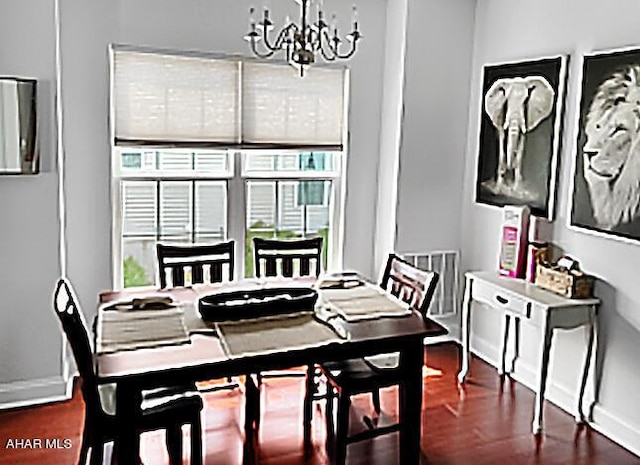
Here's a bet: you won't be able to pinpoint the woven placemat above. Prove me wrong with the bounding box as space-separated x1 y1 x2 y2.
98 308 189 354
216 312 343 358
319 284 411 321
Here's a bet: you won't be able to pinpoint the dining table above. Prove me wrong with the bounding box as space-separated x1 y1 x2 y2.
95 278 447 465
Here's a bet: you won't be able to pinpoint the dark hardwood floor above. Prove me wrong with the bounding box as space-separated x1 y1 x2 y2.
0 342 638 464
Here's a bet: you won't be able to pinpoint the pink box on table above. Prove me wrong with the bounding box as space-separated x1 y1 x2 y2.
498 206 530 278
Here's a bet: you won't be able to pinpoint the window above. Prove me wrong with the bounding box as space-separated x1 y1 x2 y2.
243 152 340 277
114 150 231 287
111 48 347 288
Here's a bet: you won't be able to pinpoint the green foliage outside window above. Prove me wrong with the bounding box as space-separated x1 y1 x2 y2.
123 256 152 288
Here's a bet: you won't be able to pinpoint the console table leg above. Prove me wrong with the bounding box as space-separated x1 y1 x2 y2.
457 277 473 384
499 314 511 375
510 317 521 373
533 321 553 434
576 308 596 423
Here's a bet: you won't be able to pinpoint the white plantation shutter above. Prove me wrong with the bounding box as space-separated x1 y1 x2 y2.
280 182 302 231
122 181 157 236
195 181 226 236
158 151 192 171
243 62 345 146
194 152 228 171
113 50 240 144
247 182 276 228
159 181 192 238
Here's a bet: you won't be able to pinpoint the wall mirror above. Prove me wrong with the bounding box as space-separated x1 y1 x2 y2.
0 77 38 174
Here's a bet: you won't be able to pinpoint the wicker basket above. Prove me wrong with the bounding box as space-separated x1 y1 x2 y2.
535 263 594 299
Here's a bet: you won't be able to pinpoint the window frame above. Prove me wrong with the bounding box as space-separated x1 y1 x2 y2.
109 47 350 289
111 150 345 289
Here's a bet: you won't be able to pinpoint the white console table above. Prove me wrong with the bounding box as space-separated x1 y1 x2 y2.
457 271 599 434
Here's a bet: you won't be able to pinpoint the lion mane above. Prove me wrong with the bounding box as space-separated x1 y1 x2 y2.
583 64 640 230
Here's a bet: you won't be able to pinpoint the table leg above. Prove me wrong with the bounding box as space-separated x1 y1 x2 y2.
533 319 553 434
244 375 260 433
303 364 314 446
115 382 142 465
576 307 596 423
499 313 511 375
457 277 473 384
399 339 423 465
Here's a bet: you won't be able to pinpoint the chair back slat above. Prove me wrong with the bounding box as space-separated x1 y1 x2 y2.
253 237 323 278
264 257 278 277
282 257 294 277
157 241 234 288
381 254 439 318
53 278 102 419
192 263 204 284
172 266 185 287
300 257 311 276
209 262 221 282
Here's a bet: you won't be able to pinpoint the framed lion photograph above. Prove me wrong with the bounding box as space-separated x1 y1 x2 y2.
570 47 640 243
476 55 567 219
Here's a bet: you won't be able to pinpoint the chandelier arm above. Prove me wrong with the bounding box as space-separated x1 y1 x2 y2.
282 23 300 47
332 38 359 59
310 27 321 52
319 29 338 60
272 28 291 50
306 27 317 51
260 25 280 52
319 42 337 62
249 39 277 58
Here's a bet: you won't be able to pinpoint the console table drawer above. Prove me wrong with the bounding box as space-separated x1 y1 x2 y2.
473 282 531 318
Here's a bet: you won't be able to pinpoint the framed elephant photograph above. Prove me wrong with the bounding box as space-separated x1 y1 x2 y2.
569 47 640 243
476 55 568 219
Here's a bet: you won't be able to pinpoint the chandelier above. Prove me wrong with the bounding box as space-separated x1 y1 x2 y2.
244 0 362 76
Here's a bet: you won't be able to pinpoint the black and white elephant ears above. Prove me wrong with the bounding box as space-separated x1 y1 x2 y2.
524 76 555 131
485 80 509 127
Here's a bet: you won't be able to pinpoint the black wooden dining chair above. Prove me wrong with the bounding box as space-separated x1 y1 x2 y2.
320 254 442 465
157 240 241 394
53 278 203 465
157 240 234 289
253 236 323 278
251 236 324 433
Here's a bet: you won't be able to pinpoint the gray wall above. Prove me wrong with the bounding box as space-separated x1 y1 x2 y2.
58 0 115 356
0 0 389 406
373 0 408 276
34 0 389 331
112 0 387 283
0 0 65 406
461 0 640 453
394 0 475 255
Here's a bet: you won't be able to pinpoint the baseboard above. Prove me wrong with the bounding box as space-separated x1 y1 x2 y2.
426 315 460 345
471 335 577 411
471 334 640 458
0 376 70 411
591 405 640 457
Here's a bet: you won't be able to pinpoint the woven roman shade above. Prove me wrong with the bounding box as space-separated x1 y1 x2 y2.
113 49 240 145
242 62 345 147
112 48 345 149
